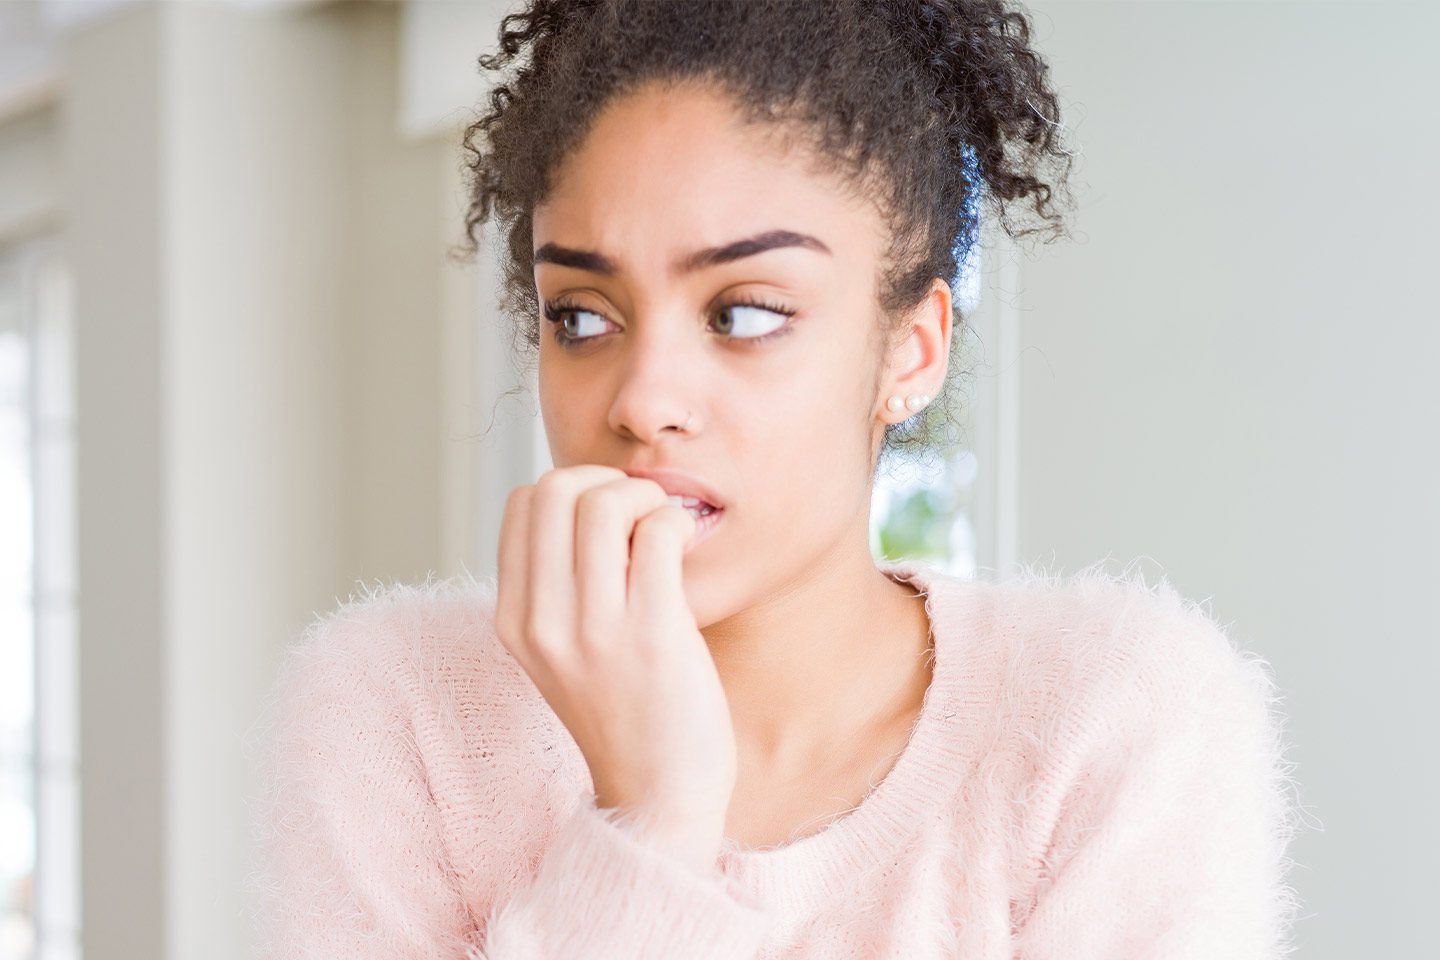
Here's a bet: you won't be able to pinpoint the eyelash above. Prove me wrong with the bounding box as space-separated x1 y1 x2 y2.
542 295 798 350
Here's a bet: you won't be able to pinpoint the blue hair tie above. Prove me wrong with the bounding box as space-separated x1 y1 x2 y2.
949 143 983 312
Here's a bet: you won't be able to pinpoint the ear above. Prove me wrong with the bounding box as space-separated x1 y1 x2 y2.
875 277 953 423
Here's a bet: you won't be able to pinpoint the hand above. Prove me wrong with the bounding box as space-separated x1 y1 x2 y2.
495 464 738 872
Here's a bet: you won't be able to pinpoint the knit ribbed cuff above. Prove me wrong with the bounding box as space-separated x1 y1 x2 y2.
475 797 773 960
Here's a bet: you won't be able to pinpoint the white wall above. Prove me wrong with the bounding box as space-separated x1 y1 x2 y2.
400 0 550 581
64 10 167 955
1018 2 1439 952
163 6 349 958
62 2 460 957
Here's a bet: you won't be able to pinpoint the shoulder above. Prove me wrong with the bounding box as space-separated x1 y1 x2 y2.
976 559 1281 741
984 565 1306 947
294 570 504 662
262 571 520 726
247 570 550 818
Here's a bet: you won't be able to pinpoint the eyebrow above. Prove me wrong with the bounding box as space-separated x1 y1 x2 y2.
533 229 833 278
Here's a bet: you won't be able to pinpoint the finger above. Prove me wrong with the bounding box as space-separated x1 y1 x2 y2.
628 502 697 616
573 477 672 645
527 465 630 651
495 485 534 668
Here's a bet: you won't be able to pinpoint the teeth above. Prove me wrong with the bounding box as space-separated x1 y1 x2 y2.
667 494 717 517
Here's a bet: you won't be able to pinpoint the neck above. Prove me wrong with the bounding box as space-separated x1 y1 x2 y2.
700 543 933 769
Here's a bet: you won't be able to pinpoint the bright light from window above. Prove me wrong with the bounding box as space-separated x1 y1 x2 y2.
0 241 79 960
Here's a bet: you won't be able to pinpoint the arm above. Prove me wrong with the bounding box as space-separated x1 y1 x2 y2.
245 603 485 960
246 600 772 960
1011 602 1305 959
474 794 772 959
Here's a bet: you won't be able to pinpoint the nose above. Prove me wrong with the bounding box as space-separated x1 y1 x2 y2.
606 323 699 443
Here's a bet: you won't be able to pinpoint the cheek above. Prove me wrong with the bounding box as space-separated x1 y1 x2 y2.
537 363 597 460
734 329 875 456
732 380 871 514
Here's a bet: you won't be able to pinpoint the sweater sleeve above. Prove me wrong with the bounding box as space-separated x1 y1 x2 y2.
246 595 773 960
472 793 773 959
1011 594 1305 959
246 601 487 960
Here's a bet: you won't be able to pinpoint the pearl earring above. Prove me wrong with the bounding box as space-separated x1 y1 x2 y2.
886 392 930 416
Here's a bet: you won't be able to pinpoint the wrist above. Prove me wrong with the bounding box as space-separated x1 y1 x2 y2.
648 812 725 872
597 799 727 876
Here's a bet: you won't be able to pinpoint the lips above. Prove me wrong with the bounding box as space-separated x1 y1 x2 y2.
680 499 725 548
621 467 727 511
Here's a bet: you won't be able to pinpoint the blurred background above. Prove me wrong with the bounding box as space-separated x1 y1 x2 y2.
1 0 1436 957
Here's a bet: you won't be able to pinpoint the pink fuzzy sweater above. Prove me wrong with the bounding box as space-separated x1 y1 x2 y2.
245 558 1303 959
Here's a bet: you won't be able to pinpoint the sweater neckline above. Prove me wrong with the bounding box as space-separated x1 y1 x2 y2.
714 557 981 917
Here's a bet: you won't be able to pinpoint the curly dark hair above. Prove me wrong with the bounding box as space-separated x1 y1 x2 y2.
453 0 1077 476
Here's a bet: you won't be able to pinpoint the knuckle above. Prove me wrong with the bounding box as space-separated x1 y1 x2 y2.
577 483 624 512
504 485 534 513
533 470 570 499
522 609 559 650
633 476 666 499
532 475 578 515
575 485 623 529
537 464 597 495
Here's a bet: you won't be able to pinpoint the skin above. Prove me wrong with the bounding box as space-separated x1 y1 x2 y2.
503 77 953 872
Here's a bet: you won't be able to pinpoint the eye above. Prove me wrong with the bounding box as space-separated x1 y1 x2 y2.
542 294 797 349
543 298 614 348
709 297 796 341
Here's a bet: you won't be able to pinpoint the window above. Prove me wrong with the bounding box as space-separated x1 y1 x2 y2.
1 236 80 960
872 160 987 578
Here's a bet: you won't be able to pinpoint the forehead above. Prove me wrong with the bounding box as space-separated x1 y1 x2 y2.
533 79 885 273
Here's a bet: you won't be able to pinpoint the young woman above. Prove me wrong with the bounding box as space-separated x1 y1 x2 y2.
249 1 1302 957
